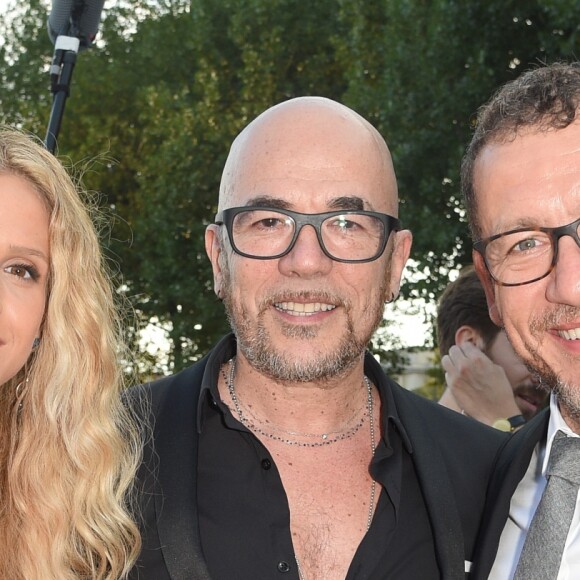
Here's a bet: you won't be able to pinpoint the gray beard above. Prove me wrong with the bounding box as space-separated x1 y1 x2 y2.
229 309 368 382
220 268 388 383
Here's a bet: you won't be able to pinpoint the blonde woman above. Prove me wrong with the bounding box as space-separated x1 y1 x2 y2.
0 127 141 579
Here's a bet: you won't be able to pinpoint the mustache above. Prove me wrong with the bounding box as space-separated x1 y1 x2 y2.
258 289 350 310
530 304 580 333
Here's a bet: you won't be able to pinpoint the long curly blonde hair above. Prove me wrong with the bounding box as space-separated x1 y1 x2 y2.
0 128 141 579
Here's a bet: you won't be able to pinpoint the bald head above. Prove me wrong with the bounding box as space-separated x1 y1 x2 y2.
218 97 399 215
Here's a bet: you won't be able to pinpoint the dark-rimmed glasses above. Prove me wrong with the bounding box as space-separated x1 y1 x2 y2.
473 216 580 286
214 207 402 263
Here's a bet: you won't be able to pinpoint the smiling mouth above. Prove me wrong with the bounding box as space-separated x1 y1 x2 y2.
557 327 580 340
274 302 337 317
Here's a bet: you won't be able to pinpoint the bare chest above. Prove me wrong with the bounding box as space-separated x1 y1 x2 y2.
269 439 376 580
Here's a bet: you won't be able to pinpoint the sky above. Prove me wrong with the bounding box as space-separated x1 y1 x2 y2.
0 0 433 350
0 0 16 13
387 274 435 349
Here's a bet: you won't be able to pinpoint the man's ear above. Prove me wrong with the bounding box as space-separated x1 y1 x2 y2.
473 250 502 326
386 229 412 300
205 224 224 299
455 325 485 350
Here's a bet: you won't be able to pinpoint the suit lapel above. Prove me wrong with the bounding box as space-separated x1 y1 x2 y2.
154 362 212 579
393 390 465 579
411 434 465 578
470 409 549 580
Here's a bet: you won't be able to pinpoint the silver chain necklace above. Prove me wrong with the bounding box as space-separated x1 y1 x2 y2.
221 357 377 580
237 389 366 441
222 358 369 446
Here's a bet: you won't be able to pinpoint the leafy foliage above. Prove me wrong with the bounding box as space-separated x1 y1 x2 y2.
340 0 580 304
1 0 578 374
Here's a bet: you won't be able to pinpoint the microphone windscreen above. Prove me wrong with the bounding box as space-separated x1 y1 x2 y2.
48 0 75 43
78 0 106 43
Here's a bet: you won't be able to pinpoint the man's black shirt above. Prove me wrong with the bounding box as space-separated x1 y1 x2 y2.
197 336 439 579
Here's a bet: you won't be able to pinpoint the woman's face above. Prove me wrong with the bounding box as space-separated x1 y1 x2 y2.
0 174 50 385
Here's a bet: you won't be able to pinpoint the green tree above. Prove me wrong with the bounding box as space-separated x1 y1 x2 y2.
0 0 53 133
340 0 579 305
116 0 352 371
1 0 578 373
2 0 351 373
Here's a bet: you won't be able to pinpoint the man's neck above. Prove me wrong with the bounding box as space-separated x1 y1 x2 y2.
218 354 370 435
558 399 580 434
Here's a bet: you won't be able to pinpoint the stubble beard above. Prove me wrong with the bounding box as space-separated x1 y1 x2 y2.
522 305 580 426
526 354 580 426
220 262 390 383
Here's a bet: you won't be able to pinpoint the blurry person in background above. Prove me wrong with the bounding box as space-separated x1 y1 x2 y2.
0 128 141 579
438 266 548 429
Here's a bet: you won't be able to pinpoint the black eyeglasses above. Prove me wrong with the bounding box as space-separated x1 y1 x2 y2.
214 206 402 263
473 216 580 286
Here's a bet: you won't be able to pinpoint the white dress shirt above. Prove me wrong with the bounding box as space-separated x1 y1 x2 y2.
489 395 580 580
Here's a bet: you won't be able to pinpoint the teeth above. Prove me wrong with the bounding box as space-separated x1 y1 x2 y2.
275 302 336 316
558 328 580 340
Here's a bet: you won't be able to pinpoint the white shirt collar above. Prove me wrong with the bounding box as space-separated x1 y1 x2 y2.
543 393 580 474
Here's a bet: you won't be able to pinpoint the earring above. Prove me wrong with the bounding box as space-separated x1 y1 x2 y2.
385 293 396 304
15 376 29 412
32 337 40 349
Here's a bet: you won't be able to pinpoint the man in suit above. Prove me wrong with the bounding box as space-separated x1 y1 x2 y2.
461 62 580 579
437 265 547 426
130 96 505 580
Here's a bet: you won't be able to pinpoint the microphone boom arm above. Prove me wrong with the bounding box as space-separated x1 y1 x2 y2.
45 35 80 153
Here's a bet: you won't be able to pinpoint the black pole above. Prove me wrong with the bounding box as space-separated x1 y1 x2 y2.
45 36 80 153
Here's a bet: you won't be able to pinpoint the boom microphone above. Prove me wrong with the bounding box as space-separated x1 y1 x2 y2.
48 0 106 49
45 0 105 152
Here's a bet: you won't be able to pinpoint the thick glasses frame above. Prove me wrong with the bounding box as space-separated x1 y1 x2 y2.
473 216 580 287
214 206 402 263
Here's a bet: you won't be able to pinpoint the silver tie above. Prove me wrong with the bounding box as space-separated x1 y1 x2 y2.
514 430 580 580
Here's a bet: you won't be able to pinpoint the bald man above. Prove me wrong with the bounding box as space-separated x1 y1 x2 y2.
130 98 506 580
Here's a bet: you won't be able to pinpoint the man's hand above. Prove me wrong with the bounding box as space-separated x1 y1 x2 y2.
441 341 521 426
